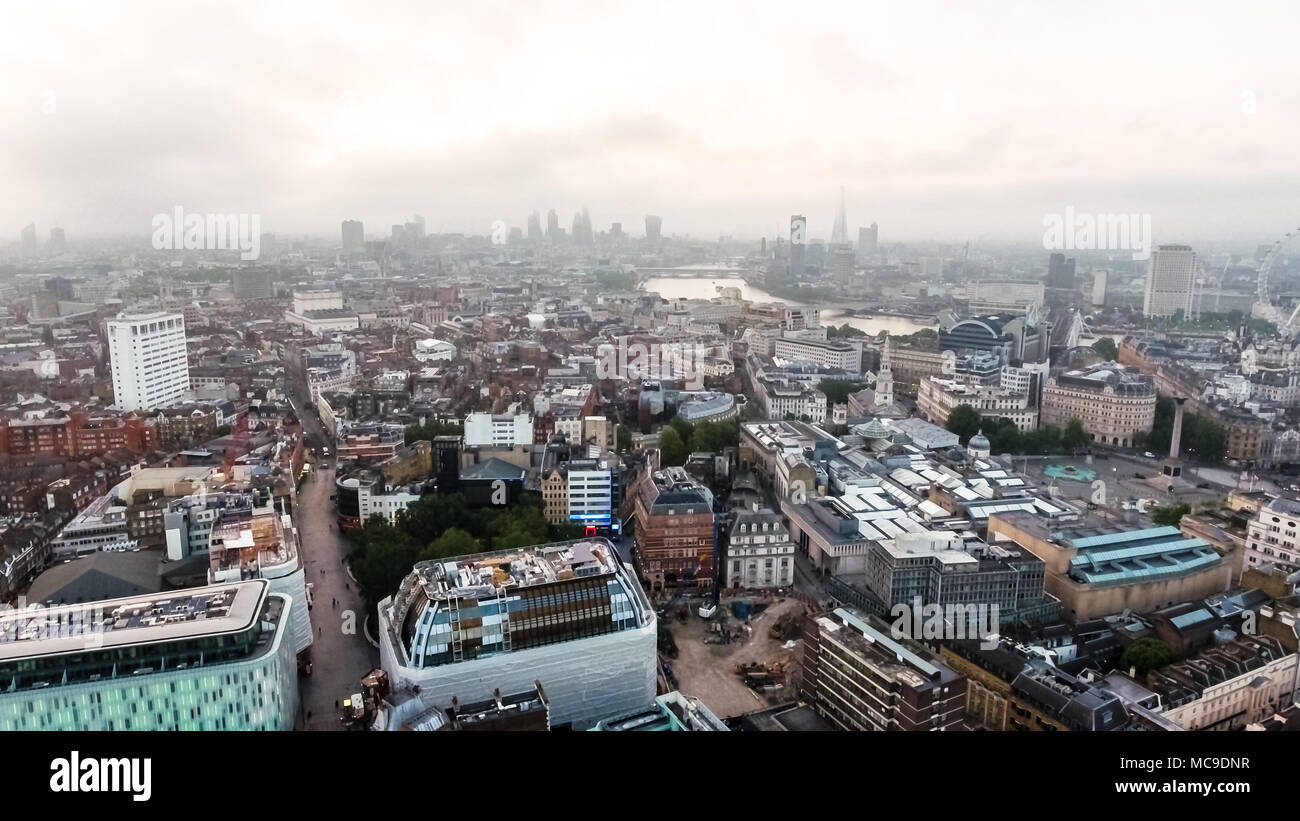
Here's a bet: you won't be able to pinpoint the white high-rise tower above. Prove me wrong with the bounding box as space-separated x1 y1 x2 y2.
108 311 190 410
1142 245 1197 318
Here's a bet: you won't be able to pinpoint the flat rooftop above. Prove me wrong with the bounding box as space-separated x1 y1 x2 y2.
592 692 729 732
0 580 267 661
410 539 623 602
210 509 296 574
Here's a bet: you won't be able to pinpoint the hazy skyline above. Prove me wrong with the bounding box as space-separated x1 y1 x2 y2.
4 0 1298 244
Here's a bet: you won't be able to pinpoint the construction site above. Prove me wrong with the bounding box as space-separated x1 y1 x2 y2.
659 590 811 719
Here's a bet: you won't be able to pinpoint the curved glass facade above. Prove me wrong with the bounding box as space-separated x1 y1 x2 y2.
0 586 299 731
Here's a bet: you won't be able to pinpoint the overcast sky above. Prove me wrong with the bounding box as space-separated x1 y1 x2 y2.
3 0 1298 245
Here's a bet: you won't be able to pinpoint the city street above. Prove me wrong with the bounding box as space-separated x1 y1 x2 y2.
294 458 379 730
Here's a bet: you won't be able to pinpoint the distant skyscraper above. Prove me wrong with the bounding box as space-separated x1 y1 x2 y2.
20 223 36 257
45 276 74 300
1143 245 1197 318
405 214 426 247
833 246 855 285
1047 252 1077 289
858 223 878 257
645 215 662 241
341 220 364 252
47 226 66 254
1092 270 1108 307
234 268 272 300
789 215 806 281
527 210 542 243
547 209 560 239
610 222 623 238
831 186 848 246
30 291 59 320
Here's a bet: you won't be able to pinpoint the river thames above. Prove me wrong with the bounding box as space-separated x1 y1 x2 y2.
640 276 936 336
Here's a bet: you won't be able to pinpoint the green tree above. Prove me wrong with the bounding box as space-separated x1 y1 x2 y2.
1145 396 1225 462
1020 425 1063 455
594 269 638 291
658 427 688 466
491 506 552 550
817 378 862 405
1121 637 1176 676
826 323 867 339
395 493 474 546
549 521 588 541
1150 502 1191 526
668 416 694 450
1062 418 1090 451
348 519 421 607
983 417 1020 454
1091 337 1118 361
1182 415 1226 463
420 528 480 562
1248 317 1277 335
405 420 463 446
945 404 982 443
692 419 740 453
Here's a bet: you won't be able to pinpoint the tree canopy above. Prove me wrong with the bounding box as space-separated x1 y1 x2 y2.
945 404 982 443
658 427 688 467
657 416 740 466
1121 637 1176 676
405 419 463 445
347 492 560 607
826 323 868 339
1141 396 1226 463
818 378 863 405
1149 502 1191 526
1062 418 1090 451
977 417 1076 456
1091 337 1118 361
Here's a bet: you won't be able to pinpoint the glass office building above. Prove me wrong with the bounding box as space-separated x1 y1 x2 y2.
0 579 299 730
379 539 656 730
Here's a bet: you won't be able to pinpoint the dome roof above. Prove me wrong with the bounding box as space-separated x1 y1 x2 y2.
968 433 991 449
856 417 891 439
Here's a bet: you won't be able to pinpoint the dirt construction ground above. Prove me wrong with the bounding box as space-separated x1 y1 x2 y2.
664 595 809 719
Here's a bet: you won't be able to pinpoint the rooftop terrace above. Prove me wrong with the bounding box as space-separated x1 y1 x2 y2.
0 580 267 661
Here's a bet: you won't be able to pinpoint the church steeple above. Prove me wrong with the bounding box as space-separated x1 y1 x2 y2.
876 339 894 407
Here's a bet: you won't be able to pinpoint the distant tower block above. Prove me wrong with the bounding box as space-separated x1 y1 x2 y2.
1162 397 1186 478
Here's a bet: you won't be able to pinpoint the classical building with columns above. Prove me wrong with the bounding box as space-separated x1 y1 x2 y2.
1040 363 1155 448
